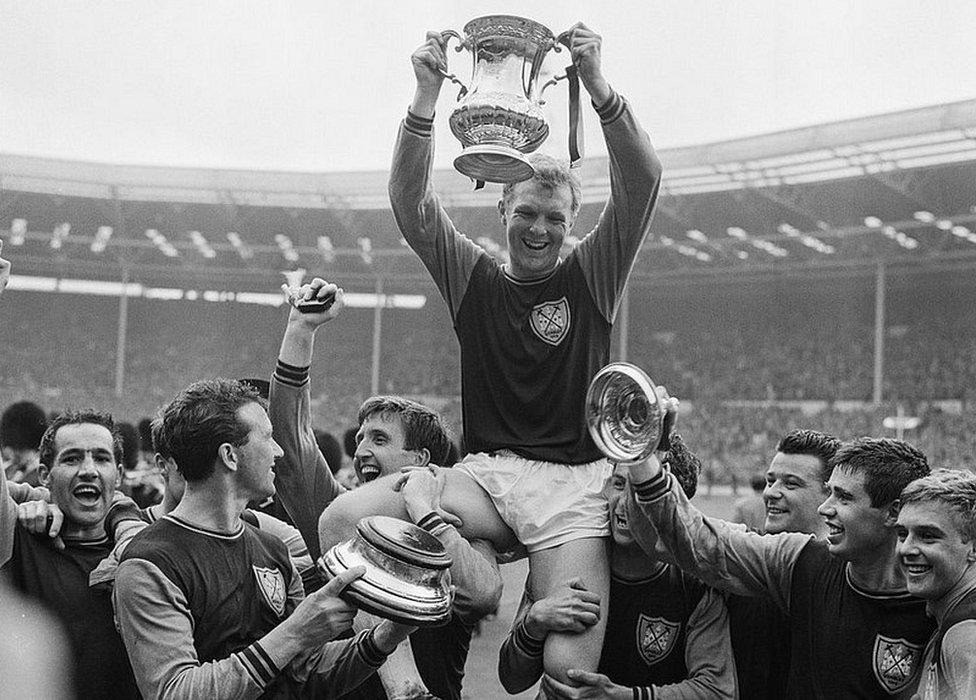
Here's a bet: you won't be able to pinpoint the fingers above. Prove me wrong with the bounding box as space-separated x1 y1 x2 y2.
540 674 576 699
436 507 463 528
567 577 587 590
391 472 410 492
566 669 605 687
48 504 64 539
321 564 365 596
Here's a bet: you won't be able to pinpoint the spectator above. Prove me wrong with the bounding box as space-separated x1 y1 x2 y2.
1 400 48 485
731 473 766 533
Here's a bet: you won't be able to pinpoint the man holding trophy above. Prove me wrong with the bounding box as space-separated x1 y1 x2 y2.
320 19 662 689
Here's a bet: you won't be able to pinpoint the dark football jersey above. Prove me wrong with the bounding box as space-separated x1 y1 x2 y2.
2 524 139 700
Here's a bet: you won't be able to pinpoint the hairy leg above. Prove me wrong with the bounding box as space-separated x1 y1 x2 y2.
529 538 610 685
318 468 518 558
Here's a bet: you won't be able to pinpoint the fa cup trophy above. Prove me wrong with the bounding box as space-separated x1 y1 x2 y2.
585 363 669 463
438 15 581 184
318 516 454 626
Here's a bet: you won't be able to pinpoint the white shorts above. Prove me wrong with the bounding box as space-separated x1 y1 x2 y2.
455 450 613 553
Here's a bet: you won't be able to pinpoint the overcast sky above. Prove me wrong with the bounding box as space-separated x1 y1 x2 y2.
2 1 974 172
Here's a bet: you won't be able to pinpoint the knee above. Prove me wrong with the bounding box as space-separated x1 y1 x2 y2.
317 493 361 555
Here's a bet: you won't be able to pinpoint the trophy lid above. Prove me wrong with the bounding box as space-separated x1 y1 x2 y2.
356 516 452 570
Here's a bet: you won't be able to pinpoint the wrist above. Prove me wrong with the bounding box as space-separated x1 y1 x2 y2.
371 620 414 654
410 86 440 119
523 609 548 641
584 75 612 107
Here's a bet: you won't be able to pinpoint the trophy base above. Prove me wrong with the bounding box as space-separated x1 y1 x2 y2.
454 144 535 184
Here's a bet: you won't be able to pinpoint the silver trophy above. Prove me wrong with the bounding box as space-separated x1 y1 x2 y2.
585 362 667 463
439 15 577 184
318 516 454 626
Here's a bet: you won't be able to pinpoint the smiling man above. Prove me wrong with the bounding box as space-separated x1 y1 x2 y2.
626 435 935 698
114 379 415 699
895 469 976 699
323 20 662 685
1 411 139 699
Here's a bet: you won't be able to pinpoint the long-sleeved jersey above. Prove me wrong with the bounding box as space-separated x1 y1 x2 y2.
114 514 386 699
389 92 662 465
627 469 935 699
916 582 976 700
1 474 139 700
269 361 502 699
499 564 736 699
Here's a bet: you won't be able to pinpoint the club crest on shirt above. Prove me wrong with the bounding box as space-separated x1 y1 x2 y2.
636 614 680 666
253 565 287 618
872 634 923 694
529 297 571 346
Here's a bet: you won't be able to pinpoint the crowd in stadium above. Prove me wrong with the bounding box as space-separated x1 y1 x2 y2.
3 21 976 700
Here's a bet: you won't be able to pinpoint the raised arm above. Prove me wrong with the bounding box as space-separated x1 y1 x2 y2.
270 279 346 561
566 23 663 322
626 456 810 612
388 32 482 320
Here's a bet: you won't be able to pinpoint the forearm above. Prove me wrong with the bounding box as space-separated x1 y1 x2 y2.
497 598 546 694
288 628 389 697
1 476 16 565
269 364 343 561
418 514 501 620
5 482 48 505
627 466 806 608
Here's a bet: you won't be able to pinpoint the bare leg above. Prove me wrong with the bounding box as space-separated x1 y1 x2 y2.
318 468 518 556
528 538 610 685
352 612 427 699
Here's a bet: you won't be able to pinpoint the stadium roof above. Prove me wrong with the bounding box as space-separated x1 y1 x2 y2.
2 99 975 289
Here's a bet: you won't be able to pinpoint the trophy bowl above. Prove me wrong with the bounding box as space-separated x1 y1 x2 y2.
318 515 454 627
440 15 563 183
585 362 665 463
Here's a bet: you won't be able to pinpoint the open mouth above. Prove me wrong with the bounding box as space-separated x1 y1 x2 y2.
522 237 548 251
72 483 102 506
766 506 788 517
359 464 381 482
903 563 932 576
825 522 844 541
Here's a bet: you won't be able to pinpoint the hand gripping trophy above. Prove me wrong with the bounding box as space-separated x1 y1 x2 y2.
437 14 584 184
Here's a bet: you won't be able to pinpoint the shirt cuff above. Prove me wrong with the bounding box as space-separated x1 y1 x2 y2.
404 110 434 137
236 641 281 689
594 90 626 125
274 360 309 388
631 470 671 504
512 618 546 657
358 628 391 668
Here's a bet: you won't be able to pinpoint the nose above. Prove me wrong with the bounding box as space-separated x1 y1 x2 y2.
817 496 834 517
272 439 284 460
78 452 99 476
354 440 370 459
764 484 781 501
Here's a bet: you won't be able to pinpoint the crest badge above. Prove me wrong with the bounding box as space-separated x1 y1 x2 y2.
636 614 680 666
529 297 571 346
253 566 287 618
872 634 923 694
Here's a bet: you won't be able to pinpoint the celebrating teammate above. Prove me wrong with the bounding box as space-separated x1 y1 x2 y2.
625 431 935 698
321 21 662 683
499 433 736 699
896 469 976 699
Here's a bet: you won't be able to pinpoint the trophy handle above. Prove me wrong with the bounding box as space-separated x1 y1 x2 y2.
538 30 573 104
437 30 469 99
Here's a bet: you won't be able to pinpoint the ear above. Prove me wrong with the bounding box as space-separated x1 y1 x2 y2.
115 465 124 488
409 447 431 468
38 463 51 488
883 499 901 528
497 199 507 225
967 541 976 563
218 443 238 473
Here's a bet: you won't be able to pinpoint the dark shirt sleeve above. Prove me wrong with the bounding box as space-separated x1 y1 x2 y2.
269 362 345 561
1 476 16 566
496 584 546 694
574 91 663 322
388 111 483 321
627 469 810 612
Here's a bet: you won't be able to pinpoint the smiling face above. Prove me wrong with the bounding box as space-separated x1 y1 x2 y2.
764 452 828 535
230 402 283 501
608 464 640 548
818 467 893 560
41 423 121 539
498 180 575 281
896 501 976 601
353 412 425 484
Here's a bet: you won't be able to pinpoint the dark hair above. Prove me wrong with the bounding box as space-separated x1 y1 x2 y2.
501 153 582 218
750 473 766 492
343 427 358 460
828 437 930 508
157 378 265 482
664 432 701 499
314 429 343 475
777 429 842 484
1 401 48 450
900 469 976 541
116 422 141 472
38 410 123 469
358 395 452 466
